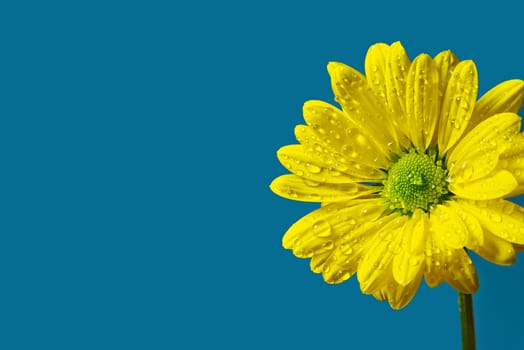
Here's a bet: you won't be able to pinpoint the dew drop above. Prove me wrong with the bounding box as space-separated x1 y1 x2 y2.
344 217 357 226
320 241 334 252
340 244 353 255
295 248 313 258
379 231 392 241
328 167 342 176
489 213 502 223
387 243 402 255
305 162 321 174
312 220 332 238
408 256 421 266
462 164 473 180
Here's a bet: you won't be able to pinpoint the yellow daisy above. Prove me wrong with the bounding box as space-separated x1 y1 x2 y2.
270 42 524 309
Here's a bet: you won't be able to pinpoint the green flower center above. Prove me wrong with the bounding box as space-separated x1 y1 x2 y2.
382 149 450 215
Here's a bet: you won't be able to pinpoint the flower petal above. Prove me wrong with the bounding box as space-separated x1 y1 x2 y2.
474 230 516 265
327 62 400 154
448 112 521 183
434 50 460 97
365 43 390 104
282 200 386 277
438 60 478 153
423 231 478 293
388 272 424 309
367 252 424 309
294 125 385 180
358 215 407 292
302 100 389 168
456 198 524 245
424 234 446 288
270 174 375 202
322 218 392 283
385 42 411 139
449 169 517 200
498 133 524 197
405 54 440 149
277 145 361 183
447 200 484 249
429 204 468 249
469 79 524 132
392 210 427 286
446 249 478 294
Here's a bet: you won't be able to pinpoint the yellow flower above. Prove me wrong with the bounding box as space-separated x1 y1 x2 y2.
270 42 524 309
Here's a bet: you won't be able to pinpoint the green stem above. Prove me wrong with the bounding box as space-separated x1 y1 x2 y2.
458 292 476 350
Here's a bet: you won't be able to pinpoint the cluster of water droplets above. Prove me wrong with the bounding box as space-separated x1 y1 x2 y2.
463 199 524 244
288 203 387 284
330 64 399 156
300 104 389 179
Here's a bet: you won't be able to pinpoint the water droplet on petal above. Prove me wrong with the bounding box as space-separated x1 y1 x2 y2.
340 244 353 255
379 231 392 241
312 220 332 237
305 162 321 174
408 256 421 266
489 213 502 223
462 164 473 180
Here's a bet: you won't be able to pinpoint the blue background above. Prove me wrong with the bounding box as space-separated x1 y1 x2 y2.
1 1 523 349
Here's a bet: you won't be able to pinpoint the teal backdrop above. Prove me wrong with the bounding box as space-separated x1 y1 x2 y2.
1 1 523 349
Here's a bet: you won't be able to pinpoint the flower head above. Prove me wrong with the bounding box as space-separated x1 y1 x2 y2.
270 42 524 309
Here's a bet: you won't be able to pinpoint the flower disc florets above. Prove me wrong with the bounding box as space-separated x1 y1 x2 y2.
382 148 450 215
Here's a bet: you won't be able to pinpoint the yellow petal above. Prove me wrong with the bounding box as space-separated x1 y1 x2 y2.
445 249 478 294
368 260 424 309
317 203 391 283
447 200 484 249
429 204 468 249
270 174 375 202
449 169 517 200
327 62 400 154
473 230 516 265
282 199 385 261
424 233 446 288
365 43 390 104
498 133 524 197
387 270 424 310
448 113 521 183
392 210 427 286
277 145 361 184
385 42 411 138
358 215 407 292
438 60 478 153
434 50 460 97
469 79 524 131
325 217 393 281
405 54 440 149
423 229 478 293
294 125 385 180
456 198 524 245
310 251 331 273
302 100 389 168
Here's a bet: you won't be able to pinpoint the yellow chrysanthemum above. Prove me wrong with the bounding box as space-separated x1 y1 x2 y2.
270 42 524 309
